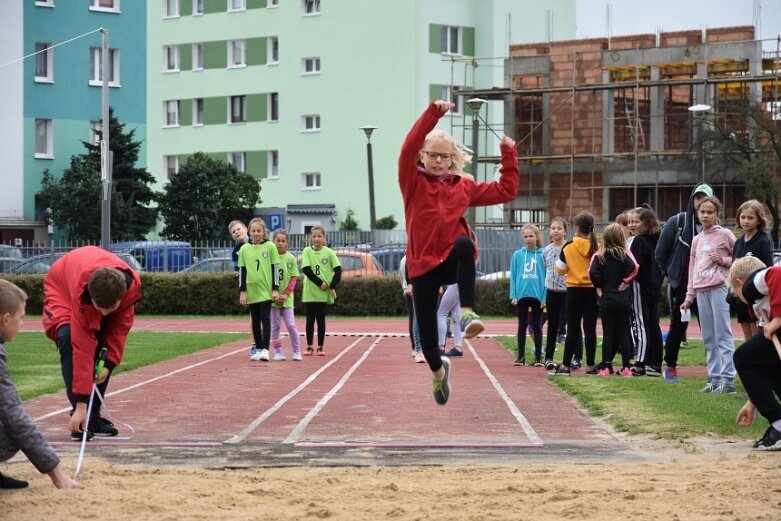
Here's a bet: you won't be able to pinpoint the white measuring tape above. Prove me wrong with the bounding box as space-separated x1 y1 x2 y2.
73 383 135 478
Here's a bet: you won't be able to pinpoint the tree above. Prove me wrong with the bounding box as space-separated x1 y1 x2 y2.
339 209 360 231
704 101 781 246
38 108 158 241
375 214 398 230
157 152 262 241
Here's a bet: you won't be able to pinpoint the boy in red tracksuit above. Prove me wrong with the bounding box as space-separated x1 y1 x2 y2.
43 246 142 440
399 100 519 405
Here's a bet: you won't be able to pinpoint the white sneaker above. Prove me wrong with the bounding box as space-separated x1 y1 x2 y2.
249 345 258 360
411 349 416 357
274 351 286 361
292 351 303 361
249 351 262 361
259 348 270 362
414 351 426 363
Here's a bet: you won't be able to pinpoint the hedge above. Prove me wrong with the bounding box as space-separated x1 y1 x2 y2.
2 274 669 318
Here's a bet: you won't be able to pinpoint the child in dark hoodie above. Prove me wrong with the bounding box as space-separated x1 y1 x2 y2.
589 224 639 375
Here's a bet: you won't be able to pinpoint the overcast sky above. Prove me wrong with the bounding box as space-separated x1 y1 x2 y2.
576 0 781 49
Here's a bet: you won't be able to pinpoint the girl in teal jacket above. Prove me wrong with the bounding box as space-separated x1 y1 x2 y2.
510 224 547 366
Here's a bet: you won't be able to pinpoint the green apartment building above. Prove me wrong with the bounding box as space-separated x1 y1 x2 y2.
148 0 574 234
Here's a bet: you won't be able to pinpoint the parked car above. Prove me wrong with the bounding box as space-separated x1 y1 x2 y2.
111 241 193 272
4 252 142 275
0 245 23 273
180 256 233 273
297 249 384 278
371 247 406 275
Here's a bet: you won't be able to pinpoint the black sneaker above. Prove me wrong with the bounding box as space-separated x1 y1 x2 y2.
585 365 600 375
544 359 556 370
533 357 544 367
91 417 119 437
753 426 781 451
0 472 29 489
570 357 582 370
630 366 647 377
71 430 95 441
432 358 451 405
548 364 571 376
444 348 463 357
513 356 525 366
645 366 662 377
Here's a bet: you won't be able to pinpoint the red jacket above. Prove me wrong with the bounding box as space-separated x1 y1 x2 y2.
43 246 142 400
398 103 519 279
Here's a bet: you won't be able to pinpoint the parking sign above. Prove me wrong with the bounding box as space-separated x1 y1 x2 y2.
268 213 283 231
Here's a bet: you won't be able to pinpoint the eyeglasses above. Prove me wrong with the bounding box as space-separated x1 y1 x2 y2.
423 151 453 161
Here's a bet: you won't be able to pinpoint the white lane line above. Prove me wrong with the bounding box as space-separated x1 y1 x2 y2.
225 336 368 444
465 339 543 446
33 346 247 422
283 337 382 445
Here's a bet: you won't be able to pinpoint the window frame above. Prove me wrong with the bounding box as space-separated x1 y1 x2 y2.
229 152 246 172
229 95 247 124
89 47 120 87
164 100 180 127
89 120 102 145
165 155 179 181
301 114 321 132
228 39 246 68
228 0 246 12
193 98 204 126
302 0 320 16
301 56 320 75
268 0 279 7
268 150 279 179
90 0 120 13
163 0 179 18
34 42 53 83
35 0 54 7
163 45 180 73
441 25 462 56
193 0 204 15
268 36 279 65
442 86 463 115
268 92 279 122
301 172 321 190
192 43 203 71
34 119 54 159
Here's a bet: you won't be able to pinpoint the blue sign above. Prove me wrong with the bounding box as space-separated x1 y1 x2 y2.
268 213 283 231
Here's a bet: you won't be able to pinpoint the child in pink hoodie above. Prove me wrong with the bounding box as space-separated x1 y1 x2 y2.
680 196 737 393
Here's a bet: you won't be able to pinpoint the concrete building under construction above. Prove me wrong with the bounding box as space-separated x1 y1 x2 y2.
458 25 781 228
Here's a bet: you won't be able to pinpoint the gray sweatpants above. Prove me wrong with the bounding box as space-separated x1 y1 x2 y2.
437 284 462 348
696 285 736 383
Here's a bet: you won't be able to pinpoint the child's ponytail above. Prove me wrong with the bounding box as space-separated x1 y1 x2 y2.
573 212 598 257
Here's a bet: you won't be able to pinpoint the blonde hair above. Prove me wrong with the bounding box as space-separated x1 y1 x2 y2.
550 217 568 231
421 130 471 174
727 256 766 295
614 212 629 227
247 218 268 242
521 224 542 248
598 223 628 262
736 199 769 232
0 279 27 316
309 225 325 236
227 220 246 233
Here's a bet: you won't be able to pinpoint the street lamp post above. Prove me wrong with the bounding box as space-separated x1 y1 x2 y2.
466 98 486 230
688 103 712 182
360 125 378 230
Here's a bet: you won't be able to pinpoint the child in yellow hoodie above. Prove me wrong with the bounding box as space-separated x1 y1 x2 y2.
549 212 599 375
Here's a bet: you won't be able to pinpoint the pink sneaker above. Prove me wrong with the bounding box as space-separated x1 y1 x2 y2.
617 367 633 377
597 368 611 376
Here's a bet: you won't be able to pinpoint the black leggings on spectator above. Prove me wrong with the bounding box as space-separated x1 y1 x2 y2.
248 301 272 351
600 308 633 368
306 302 327 347
516 297 543 359
664 284 698 368
544 290 566 360
562 287 598 367
734 333 781 424
411 236 476 372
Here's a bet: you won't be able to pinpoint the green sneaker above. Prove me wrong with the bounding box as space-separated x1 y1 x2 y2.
432 357 451 405
460 311 484 339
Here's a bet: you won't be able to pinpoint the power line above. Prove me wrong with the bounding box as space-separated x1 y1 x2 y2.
0 27 102 70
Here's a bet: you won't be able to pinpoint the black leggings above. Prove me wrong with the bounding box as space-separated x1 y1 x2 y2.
57 325 110 428
306 302 327 347
664 284 698 368
734 333 781 424
411 236 476 372
516 297 543 358
562 287 598 367
600 308 633 368
544 290 566 360
249 301 272 351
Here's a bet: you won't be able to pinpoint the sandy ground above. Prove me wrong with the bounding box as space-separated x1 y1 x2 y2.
2 438 779 521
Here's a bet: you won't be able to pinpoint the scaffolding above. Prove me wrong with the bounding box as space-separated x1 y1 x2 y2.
445 30 781 229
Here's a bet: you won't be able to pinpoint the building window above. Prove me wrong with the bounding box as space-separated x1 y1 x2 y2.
268 150 278 179
228 0 245 11
164 100 179 127
228 40 246 68
34 119 53 158
268 37 278 64
165 155 179 180
301 57 320 74
193 0 203 14
301 114 320 132
193 98 203 126
302 0 320 15
90 0 119 12
163 0 179 17
302 172 321 190
192 43 203 70
229 152 246 172
35 43 53 82
230 95 246 123
89 48 120 86
269 92 279 122
441 26 462 55
35 0 54 6
163 45 179 72
441 86 463 115
268 0 278 7
90 120 102 145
